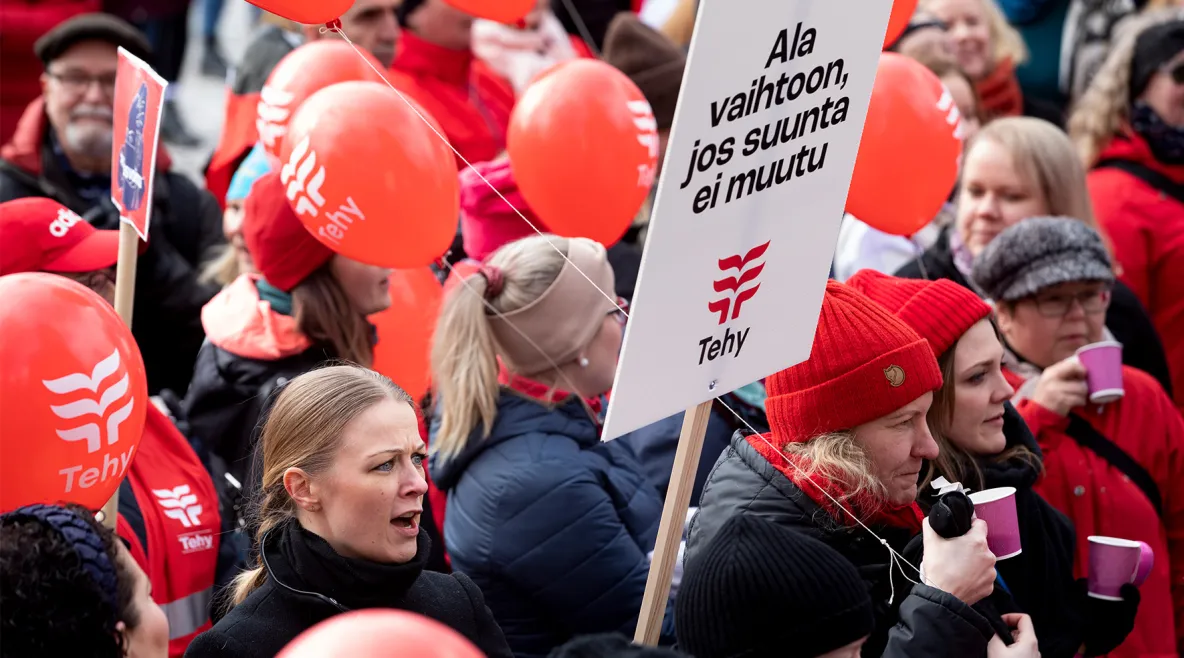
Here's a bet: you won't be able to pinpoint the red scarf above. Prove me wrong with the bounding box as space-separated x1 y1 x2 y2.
745 433 924 533
975 58 1024 120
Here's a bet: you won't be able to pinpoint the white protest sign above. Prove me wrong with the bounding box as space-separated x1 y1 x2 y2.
602 0 893 440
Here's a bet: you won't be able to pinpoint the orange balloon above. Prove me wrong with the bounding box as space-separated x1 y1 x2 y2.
258 41 388 161
846 53 962 237
278 610 485 658
0 273 148 513
246 0 353 24
508 59 658 247
370 268 443 402
442 0 534 24
883 0 919 48
280 81 460 268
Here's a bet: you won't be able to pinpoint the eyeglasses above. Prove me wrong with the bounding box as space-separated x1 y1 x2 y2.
608 297 629 324
46 70 118 96
1029 287 1111 318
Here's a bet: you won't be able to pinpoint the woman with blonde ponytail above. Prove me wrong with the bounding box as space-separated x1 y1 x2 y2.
185 366 511 658
429 234 670 657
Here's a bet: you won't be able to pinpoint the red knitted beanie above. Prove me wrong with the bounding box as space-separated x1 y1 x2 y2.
845 269 992 357
242 172 335 292
765 280 943 444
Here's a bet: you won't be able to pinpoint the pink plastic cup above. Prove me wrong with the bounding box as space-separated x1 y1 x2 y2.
1088 536 1154 600
968 487 1021 559
1076 341 1125 405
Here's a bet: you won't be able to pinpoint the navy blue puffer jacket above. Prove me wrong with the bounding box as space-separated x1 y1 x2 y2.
430 391 672 658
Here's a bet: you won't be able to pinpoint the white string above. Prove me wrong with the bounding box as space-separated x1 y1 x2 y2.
557 0 602 57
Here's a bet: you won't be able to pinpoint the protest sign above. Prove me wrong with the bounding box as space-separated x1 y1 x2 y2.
110 47 167 241
603 0 894 442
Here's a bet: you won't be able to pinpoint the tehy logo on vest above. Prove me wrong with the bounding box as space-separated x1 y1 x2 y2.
153 485 204 528
48 208 84 237
884 365 906 388
281 135 367 247
698 241 770 366
42 349 137 493
629 100 659 188
117 83 148 212
257 85 295 150
177 530 215 555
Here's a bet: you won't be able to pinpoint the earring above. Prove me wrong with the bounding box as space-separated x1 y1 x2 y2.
578 356 589 368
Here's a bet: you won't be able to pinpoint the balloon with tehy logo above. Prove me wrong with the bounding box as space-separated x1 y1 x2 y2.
278 610 485 658
846 53 962 237
508 59 658 247
246 0 352 24
280 81 459 268
370 268 443 403
0 273 148 513
441 0 535 24
883 0 919 48
259 41 387 162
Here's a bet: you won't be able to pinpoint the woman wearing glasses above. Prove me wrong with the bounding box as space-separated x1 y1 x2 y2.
973 217 1184 658
1070 11 1184 414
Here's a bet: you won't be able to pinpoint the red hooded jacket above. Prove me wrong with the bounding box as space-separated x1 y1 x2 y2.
1089 132 1184 413
1006 365 1184 658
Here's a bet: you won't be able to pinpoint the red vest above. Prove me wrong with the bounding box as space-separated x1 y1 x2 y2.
117 407 220 658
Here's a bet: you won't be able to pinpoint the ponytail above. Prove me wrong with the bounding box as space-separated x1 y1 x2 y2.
227 483 293 608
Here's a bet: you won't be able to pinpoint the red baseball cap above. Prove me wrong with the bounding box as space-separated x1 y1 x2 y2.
0 198 119 275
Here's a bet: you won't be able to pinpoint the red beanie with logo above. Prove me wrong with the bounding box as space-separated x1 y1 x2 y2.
845 269 992 358
242 172 335 292
765 280 942 444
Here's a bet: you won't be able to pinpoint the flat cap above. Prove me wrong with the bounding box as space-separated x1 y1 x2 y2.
971 216 1115 302
35 13 153 67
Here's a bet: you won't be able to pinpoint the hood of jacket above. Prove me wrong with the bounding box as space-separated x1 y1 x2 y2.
201 274 312 361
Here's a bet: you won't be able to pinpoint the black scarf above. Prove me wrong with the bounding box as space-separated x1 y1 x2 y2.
264 520 431 610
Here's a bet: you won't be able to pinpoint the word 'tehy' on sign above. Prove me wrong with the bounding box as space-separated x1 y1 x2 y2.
698 326 750 365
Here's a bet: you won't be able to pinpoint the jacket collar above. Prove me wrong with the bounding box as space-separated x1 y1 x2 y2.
393 30 473 87
1099 128 1184 183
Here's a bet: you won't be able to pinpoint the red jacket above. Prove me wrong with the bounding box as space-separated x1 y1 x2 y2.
117 406 221 658
389 31 516 170
1089 132 1184 413
1007 366 1184 658
0 0 99 144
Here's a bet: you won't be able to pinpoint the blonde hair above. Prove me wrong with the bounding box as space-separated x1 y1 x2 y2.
965 117 1098 226
229 365 414 607
781 431 889 513
1069 9 1183 167
660 0 697 48
430 235 572 462
920 0 1028 67
198 245 241 287
292 265 376 367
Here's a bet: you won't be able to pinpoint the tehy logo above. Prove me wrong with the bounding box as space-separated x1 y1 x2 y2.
42 350 135 454
628 100 659 188
153 485 203 528
48 208 84 237
257 85 295 151
884 365 906 388
936 86 965 140
280 135 327 218
708 241 770 325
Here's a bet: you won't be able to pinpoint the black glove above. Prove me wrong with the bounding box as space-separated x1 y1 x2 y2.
928 490 975 539
1079 579 1140 656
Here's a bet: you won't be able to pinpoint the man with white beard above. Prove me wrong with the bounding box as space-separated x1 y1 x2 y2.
0 14 224 398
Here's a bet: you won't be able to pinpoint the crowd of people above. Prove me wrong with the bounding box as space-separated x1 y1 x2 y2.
0 0 1182 656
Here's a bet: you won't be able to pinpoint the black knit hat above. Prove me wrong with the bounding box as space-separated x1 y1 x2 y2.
548 633 689 658
34 13 153 67
676 515 874 658
397 0 429 27
1129 18 1184 103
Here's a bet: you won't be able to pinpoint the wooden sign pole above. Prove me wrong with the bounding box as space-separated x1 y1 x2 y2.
99 222 140 529
634 399 714 645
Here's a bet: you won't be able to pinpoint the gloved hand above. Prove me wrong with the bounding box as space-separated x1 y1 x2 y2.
928 490 975 539
1079 579 1140 656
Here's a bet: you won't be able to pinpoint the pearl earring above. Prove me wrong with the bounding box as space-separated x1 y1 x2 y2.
579 357 589 368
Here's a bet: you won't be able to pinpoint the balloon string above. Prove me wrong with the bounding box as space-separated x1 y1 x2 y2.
557 0 601 57
327 25 628 319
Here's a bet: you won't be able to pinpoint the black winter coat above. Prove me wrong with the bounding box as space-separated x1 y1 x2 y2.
918 403 1083 658
895 227 1174 398
687 432 994 658
0 139 223 396
184 522 511 658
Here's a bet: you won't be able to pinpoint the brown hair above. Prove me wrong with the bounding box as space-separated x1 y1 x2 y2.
228 365 414 607
291 265 376 367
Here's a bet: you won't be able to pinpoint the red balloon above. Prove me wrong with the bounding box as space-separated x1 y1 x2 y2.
442 0 534 24
246 0 353 24
883 0 919 48
280 81 460 268
0 273 148 513
370 268 443 402
846 53 962 237
508 59 658 247
278 610 485 658
258 41 388 161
